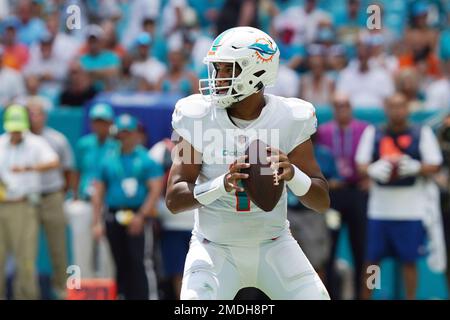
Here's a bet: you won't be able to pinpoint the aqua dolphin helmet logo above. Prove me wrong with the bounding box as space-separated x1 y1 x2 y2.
207 29 229 56
248 38 278 62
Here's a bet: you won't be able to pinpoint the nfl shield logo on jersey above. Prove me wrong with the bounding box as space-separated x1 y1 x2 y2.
233 134 248 159
237 134 248 146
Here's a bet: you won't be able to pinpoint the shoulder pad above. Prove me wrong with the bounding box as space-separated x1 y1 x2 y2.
284 97 316 121
274 97 318 152
173 94 211 120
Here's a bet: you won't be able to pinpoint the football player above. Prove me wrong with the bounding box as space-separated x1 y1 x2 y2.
165 27 331 300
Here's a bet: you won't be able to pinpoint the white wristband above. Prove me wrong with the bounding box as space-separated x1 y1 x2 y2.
286 165 312 196
193 173 228 206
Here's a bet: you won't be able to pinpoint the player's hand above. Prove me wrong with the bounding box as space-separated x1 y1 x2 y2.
266 147 294 181
128 214 145 236
224 155 250 192
367 159 392 183
398 155 421 177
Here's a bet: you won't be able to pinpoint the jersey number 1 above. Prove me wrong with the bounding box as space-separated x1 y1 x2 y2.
235 180 250 212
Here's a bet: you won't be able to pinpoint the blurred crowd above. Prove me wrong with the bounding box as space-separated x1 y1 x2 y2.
0 0 449 110
0 0 450 300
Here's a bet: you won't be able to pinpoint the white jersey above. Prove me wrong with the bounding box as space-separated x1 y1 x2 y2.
172 94 317 244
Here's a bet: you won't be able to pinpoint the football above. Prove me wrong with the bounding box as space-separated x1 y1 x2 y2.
240 139 284 212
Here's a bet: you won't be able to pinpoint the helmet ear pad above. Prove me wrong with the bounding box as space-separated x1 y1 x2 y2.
231 60 267 101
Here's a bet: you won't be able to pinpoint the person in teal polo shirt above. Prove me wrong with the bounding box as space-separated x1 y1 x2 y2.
80 25 120 91
74 103 118 201
92 113 163 300
69 102 118 280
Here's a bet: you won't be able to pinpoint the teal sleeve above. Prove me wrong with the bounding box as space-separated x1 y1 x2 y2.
145 156 164 180
293 44 306 58
439 30 450 61
96 160 109 184
107 52 121 68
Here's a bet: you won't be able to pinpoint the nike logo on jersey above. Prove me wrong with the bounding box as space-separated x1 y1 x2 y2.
222 149 245 157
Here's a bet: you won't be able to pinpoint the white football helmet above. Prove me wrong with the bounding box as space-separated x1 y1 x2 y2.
199 27 280 108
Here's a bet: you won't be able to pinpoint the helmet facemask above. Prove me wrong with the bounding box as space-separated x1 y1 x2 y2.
199 58 264 108
199 59 242 108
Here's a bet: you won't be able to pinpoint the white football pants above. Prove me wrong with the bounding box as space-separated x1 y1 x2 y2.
180 230 330 300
